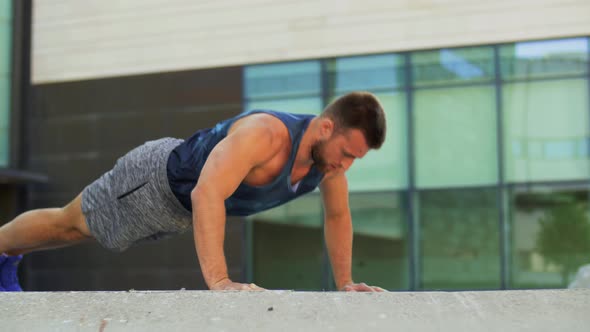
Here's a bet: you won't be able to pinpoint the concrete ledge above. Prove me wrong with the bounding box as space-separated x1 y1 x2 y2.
1 290 589 331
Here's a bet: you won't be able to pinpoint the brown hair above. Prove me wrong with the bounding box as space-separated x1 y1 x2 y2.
321 91 386 149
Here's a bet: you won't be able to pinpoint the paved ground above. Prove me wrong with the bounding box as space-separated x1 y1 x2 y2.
1 289 589 331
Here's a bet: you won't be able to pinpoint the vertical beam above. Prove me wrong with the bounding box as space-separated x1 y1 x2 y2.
10 0 33 290
10 0 32 171
320 58 335 290
404 53 419 290
241 67 254 284
587 36 590 169
493 45 509 289
9 0 19 168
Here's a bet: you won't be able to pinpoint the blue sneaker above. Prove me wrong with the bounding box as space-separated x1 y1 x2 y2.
0 255 6 291
0 254 23 292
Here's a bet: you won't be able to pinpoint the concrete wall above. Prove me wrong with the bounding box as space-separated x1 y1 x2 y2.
32 0 590 83
1 290 589 331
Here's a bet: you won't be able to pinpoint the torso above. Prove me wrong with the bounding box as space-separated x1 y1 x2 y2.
167 109 324 215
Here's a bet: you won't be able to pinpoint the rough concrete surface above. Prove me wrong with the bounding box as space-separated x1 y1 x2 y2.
0 289 589 331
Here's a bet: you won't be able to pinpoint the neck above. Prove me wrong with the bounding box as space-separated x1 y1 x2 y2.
293 116 319 169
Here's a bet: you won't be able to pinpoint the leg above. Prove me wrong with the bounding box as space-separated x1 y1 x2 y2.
0 193 94 256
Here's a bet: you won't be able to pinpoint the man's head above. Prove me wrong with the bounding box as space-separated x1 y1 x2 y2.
311 91 386 174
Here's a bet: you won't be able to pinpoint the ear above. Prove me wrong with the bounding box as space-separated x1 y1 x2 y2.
319 118 335 139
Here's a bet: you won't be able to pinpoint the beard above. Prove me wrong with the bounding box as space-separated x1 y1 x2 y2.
311 141 330 173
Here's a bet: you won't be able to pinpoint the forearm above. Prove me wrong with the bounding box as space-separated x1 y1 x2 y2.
324 216 353 290
192 190 229 289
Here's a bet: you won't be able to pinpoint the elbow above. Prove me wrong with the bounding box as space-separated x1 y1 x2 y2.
190 184 222 207
190 185 204 199
191 185 211 206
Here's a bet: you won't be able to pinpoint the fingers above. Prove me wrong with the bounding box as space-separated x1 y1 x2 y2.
342 283 388 292
342 283 371 292
356 282 375 292
248 283 266 291
218 282 265 291
342 283 359 292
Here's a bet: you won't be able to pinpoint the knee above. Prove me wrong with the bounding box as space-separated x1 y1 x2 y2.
61 195 92 238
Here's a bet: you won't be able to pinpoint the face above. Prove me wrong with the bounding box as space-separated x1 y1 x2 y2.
311 126 369 174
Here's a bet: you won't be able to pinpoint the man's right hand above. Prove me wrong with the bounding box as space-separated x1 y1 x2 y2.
209 277 265 291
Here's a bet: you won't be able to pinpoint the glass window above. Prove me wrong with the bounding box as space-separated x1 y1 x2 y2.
245 96 322 116
500 38 588 80
419 188 501 290
503 79 590 183
244 61 325 290
326 54 405 93
414 86 498 188
509 184 590 289
350 192 409 290
252 192 410 291
326 55 408 191
0 77 9 165
0 0 10 20
412 46 495 87
0 0 11 167
341 92 408 191
244 37 590 292
250 194 323 290
0 16 10 75
244 61 321 100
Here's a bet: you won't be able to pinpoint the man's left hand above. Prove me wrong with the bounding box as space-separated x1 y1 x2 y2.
340 282 387 292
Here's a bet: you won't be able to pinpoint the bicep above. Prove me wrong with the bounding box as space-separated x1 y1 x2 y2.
194 127 275 199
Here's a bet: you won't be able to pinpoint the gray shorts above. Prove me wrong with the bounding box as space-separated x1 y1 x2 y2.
81 138 192 252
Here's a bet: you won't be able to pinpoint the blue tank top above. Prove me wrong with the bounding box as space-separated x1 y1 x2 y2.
166 110 324 216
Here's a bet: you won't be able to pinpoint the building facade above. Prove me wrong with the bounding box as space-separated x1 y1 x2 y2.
1 0 589 291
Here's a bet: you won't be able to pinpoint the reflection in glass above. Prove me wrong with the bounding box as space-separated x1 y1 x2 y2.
245 97 323 116
500 38 588 80
350 192 409 290
419 188 501 290
509 185 590 288
326 54 405 93
0 1 10 167
340 92 407 191
414 86 498 188
411 46 494 87
0 77 9 165
503 79 590 183
244 61 325 290
326 55 407 191
244 61 321 99
0 24 11 75
242 36 590 291
250 194 323 290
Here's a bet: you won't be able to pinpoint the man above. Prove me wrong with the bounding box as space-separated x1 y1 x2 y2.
0 91 386 292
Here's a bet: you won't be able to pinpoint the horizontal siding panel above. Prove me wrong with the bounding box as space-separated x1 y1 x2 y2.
32 0 590 83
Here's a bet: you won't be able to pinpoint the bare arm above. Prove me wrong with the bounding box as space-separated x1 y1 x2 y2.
320 172 354 290
320 172 386 292
191 116 282 290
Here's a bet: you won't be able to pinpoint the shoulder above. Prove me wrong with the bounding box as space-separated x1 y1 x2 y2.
229 113 290 145
224 113 290 163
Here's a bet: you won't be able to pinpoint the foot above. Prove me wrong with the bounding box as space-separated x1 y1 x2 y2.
0 254 23 291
